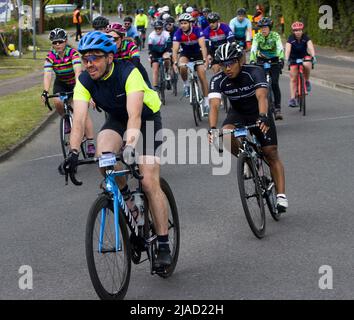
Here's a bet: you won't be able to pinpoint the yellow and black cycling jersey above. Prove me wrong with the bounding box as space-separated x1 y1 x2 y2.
74 60 160 122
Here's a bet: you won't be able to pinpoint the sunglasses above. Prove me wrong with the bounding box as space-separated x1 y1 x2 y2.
124 23 131 26
82 54 107 64
155 27 163 31
52 40 65 45
220 59 238 68
293 29 303 31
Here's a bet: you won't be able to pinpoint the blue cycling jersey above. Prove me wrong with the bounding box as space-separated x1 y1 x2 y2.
229 17 252 41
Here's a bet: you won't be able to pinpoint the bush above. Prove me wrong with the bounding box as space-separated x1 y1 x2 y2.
45 11 90 31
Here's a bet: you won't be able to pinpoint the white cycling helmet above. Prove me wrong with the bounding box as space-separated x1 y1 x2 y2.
162 5 169 12
178 13 193 22
161 13 170 20
186 6 194 13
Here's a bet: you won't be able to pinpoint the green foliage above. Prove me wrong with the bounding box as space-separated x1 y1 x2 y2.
44 12 90 30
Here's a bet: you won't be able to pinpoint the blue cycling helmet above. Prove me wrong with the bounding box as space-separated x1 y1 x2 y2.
78 31 117 54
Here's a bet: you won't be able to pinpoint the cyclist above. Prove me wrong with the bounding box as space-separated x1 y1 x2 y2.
208 42 288 213
148 6 156 24
198 8 210 30
123 16 140 44
172 13 210 114
62 31 172 267
203 12 235 74
92 16 109 31
134 8 149 49
148 20 172 91
285 21 316 108
117 3 124 19
106 23 152 88
164 16 178 40
229 8 252 50
250 17 285 120
42 28 95 157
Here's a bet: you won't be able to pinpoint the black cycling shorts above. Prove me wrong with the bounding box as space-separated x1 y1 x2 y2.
180 51 203 62
53 79 75 94
222 110 278 147
101 111 163 157
150 51 170 63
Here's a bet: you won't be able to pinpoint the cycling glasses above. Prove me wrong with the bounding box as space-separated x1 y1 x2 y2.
220 59 238 68
81 54 107 64
154 27 163 30
124 22 131 26
52 40 65 45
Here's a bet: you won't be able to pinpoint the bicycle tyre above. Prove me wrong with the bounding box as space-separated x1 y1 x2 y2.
159 64 166 105
237 152 266 239
191 82 200 126
261 160 281 221
268 79 275 121
60 114 71 159
86 194 131 300
195 80 203 121
300 73 306 116
172 71 178 96
157 177 180 278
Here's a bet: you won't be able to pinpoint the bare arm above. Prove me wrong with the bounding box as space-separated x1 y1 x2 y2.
172 41 180 65
285 42 292 61
208 97 221 129
198 37 208 68
125 91 143 147
43 72 52 93
70 100 89 151
255 87 269 133
307 40 316 58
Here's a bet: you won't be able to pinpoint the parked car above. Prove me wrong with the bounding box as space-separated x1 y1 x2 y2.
45 4 77 14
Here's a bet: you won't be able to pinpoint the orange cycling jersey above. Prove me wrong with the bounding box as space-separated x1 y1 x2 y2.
73 10 82 24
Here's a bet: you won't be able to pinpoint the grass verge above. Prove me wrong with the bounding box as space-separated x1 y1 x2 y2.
0 84 50 154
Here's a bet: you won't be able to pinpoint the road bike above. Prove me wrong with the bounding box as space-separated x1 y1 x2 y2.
65 153 180 300
213 124 281 239
289 58 314 116
256 60 282 121
179 60 205 127
44 92 87 160
156 57 167 106
136 26 146 51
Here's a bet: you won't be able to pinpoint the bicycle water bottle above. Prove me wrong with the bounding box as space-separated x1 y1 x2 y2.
131 190 145 226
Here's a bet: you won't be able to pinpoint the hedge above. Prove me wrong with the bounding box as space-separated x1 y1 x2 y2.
105 0 353 51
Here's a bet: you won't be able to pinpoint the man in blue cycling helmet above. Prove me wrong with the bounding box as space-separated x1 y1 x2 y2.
62 31 172 269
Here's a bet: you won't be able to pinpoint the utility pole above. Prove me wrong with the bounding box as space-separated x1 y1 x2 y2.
17 0 22 58
32 0 36 59
89 0 92 22
99 0 102 15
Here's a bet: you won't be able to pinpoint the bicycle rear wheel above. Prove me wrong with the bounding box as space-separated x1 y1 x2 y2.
261 160 281 221
60 114 72 159
86 194 131 300
237 152 266 239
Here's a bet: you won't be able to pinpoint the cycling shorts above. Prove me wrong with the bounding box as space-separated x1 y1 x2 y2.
101 111 163 157
222 110 277 147
150 51 171 63
180 52 204 62
289 55 312 67
53 78 75 95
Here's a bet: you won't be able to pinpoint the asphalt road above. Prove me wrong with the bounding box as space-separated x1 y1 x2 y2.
1 44 354 300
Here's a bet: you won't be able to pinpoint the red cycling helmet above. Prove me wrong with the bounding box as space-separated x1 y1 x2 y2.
106 23 126 35
291 21 304 30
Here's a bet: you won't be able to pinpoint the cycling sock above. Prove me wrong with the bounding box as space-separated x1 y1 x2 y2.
87 138 95 144
183 81 188 87
157 235 170 250
277 193 286 198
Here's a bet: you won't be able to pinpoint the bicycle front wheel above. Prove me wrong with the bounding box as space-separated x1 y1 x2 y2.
300 73 306 116
191 83 200 126
59 114 72 159
159 65 166 105
237 152 266 239
86 194 131 300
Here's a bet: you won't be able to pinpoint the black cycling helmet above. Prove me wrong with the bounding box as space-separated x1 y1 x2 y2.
49 28 67 42
138 8 144 14
165 16 175 24
153 20 164 28
124 16 133 23
237 8 247 16
207 12 220 23
214 42 243 63
202 7 211 13
92 16 109 30
258 17 273 29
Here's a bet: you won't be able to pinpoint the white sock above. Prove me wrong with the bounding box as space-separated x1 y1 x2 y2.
204 97 209 105
277 193 286 198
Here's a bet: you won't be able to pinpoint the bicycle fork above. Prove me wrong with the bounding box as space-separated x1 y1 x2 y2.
98 174 138 253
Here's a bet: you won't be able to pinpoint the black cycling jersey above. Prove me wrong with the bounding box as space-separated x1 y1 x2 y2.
209 65 268 115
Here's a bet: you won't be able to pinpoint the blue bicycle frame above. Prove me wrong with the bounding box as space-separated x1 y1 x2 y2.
98 169 139 254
